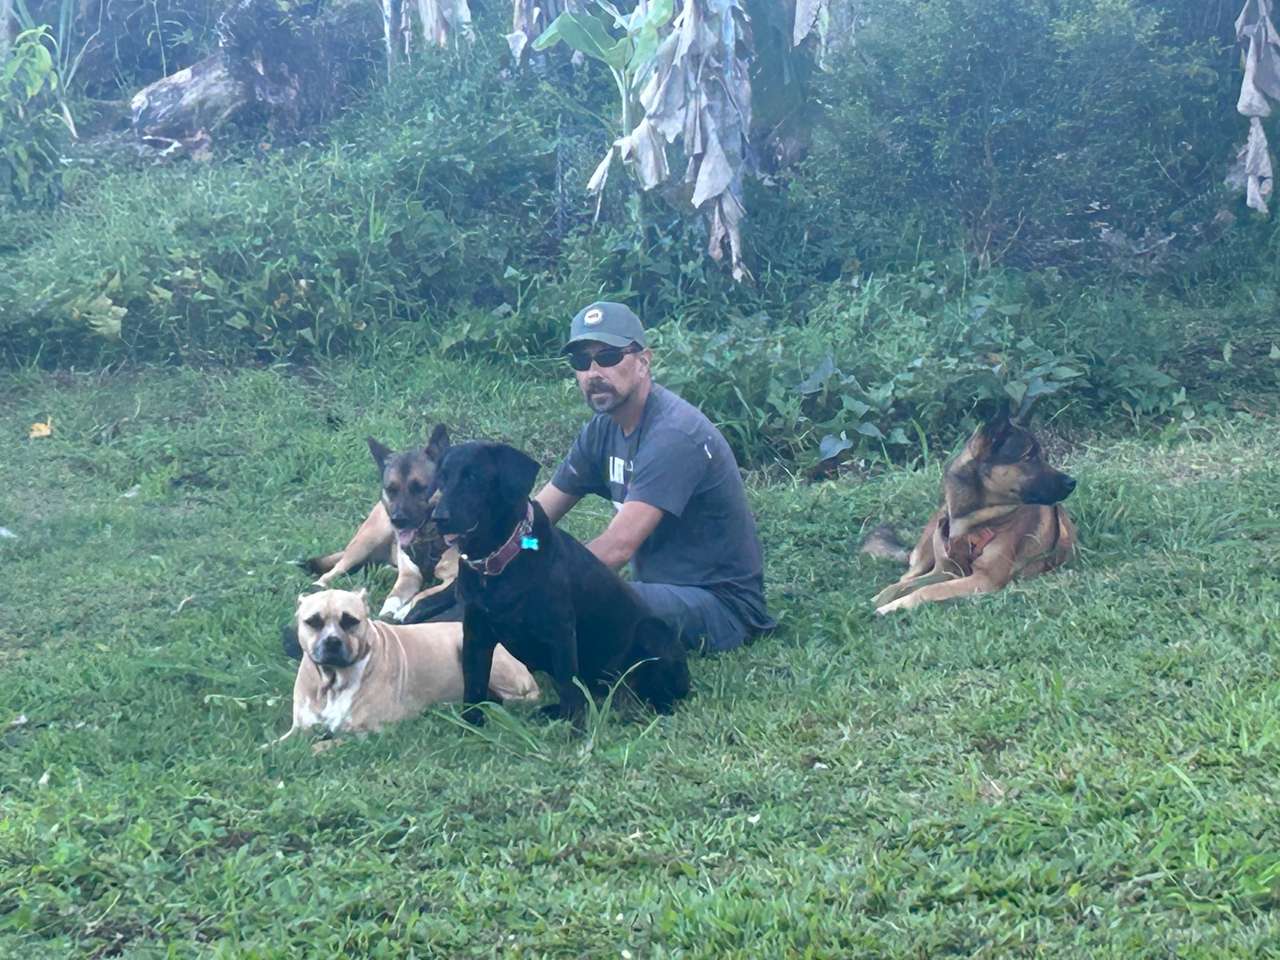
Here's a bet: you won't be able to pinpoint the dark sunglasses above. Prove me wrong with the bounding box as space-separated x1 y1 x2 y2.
567 344 640 372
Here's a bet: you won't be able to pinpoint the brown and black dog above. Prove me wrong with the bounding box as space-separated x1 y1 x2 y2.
865 411 1077 614
304 425 458 623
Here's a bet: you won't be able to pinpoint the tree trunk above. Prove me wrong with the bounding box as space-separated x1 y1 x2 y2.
127 0 379 152
129 52 251 145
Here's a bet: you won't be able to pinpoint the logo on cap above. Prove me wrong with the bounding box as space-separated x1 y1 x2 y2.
583 308 604 326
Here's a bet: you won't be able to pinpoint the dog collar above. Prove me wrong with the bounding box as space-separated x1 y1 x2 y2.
460 502 536 577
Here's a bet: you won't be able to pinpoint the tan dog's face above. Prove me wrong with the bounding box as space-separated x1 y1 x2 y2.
946 414 1076 507
295 589 372 668
367 424 450 550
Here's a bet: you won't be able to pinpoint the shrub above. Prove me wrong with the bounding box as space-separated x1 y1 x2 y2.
652 258 1279 468
0 34 564 363
772 0 1241 277
1 27 67 207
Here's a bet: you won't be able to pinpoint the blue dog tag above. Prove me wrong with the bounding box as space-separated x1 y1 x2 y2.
521 536 539 551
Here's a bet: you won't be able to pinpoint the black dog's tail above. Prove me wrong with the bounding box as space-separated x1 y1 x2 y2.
281 622 303 660
860 524 911 565
630 617 691 714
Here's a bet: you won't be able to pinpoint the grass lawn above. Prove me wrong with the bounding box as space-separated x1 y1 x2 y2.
2 348 1278 957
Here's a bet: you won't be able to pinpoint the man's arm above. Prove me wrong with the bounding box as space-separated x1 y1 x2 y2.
534 482 581 526
537 481 661 570
586 500 663 572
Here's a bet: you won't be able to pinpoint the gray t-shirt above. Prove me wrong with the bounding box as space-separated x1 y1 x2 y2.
551 384 775 632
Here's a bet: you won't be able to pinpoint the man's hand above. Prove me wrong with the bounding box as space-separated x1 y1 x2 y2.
587 500 663 571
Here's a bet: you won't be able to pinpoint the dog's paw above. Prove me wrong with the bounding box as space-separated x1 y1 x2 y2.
537 702 585 729
875 598 907 615
262 727 296 750
378 596 407 620
462 705 487 727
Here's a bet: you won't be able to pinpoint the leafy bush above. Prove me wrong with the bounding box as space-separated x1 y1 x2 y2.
1 27 66 206
652 262 1084 465
0 34 568 363
774 0 1241 277
652 258 1279 467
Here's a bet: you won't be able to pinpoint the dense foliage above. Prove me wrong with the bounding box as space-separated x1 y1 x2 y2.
0 27 64 205
782 0 1244 274
1 0 1276 465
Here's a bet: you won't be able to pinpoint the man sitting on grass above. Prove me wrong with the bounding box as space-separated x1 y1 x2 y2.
533 301 776 653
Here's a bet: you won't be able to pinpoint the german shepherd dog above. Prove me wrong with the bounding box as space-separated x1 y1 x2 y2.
865 410 1077 614
304 425 459 624
430 440 691 728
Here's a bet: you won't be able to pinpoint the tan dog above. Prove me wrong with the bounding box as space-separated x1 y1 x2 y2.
866 411 1077 614
269 589 539 746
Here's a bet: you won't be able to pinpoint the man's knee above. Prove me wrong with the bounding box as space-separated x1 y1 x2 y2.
629 582 747 654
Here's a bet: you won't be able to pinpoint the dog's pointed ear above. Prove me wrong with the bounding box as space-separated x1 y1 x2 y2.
965 421 992 458
368 437 392 472
357 587 369 609
425 424 450 462
967 406 1012 458
1009 393 1035 425
980 404 1015 446
494 444 541 504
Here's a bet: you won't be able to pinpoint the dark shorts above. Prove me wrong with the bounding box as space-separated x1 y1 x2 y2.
628 582 750 654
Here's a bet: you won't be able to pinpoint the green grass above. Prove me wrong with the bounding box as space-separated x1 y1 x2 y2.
1 351 1279 957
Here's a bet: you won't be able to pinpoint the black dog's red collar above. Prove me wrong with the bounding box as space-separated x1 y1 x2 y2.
460 502 535 577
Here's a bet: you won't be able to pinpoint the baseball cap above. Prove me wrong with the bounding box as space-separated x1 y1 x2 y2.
561 301 647 353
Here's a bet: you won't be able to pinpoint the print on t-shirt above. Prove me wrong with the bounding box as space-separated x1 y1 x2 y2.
608 455 628 486
608 454 630 511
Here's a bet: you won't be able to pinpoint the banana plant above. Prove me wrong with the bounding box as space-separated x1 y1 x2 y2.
535 1 756 282
533 0 674 195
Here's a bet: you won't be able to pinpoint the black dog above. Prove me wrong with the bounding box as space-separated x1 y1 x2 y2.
431 441 690 726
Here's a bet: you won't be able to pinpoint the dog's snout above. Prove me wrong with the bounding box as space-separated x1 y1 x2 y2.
1024 469 1078 506
1054 473 1077 501
319 633 344 657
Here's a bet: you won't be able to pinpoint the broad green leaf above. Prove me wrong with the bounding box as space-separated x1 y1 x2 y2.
818 432 853 462
840 396 871 418
533 11 628 71
855 422 884 439
642 0 675 30
630 0 674 68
